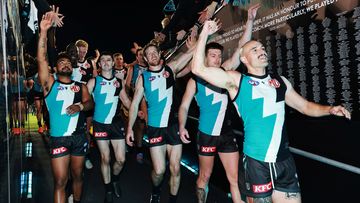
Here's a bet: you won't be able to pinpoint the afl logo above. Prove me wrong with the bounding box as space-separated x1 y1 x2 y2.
100 81 106 85
57 86 65 90
162 71 170 78
113 80 120 88
70 85 80 92
149 76 156 81
268 79 280 88
248 79 259 86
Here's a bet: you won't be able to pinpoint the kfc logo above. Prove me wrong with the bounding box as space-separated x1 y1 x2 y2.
149 136 163 144
268 79 280 88
70 85 80 92
253 182 272 193
201 146 216 153
94 132 108 138
52 147 68 155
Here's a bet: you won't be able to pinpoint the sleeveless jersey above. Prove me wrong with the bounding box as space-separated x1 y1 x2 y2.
45 80 85 137
131 63 147 88
194 76 229 136
71 59 94 84
92 75 122 124
142 66 175 128
232 73 290 162
32 73 43 92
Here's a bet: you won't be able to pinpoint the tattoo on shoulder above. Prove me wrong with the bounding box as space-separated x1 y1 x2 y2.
253 196 272 203
285 192 300 199
225 81 238 91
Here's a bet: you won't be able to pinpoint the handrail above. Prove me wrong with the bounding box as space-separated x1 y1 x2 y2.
187 115 360 175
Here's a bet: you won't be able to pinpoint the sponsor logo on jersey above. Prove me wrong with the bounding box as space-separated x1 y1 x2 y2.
248 79 260 86
149 76 156 81
94 132 108 137
52 146 68 155
149 136 163 144
252 182 272 193
57 86 65 90
70 85 80 92
201 146 216 153
113 80 120 88
268 79 280 88
163 71 170 78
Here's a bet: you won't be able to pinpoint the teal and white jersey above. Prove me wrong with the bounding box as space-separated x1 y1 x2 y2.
92 75 122 124
233 73 289 162
142 66 175 128
194 77 228 136
45 80 85 137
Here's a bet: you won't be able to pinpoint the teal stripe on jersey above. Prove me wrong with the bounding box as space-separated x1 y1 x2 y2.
233 75 285 162
92 76 120 124
142 66 174 128
45 81 81 137
195 79 227 136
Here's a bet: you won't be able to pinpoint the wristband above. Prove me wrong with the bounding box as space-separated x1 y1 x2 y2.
78 103 84 111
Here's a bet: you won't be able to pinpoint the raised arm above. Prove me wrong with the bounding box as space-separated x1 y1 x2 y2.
126 76 145 146
37 13 54 94
191 20 239 95
178 78 196 144
283 76 351 119
222 4 260 70
168 29 198 75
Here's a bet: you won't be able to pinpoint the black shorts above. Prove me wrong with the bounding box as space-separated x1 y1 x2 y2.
146 123 182 147
13 92 26 101
84 109 94 118
33 90 43 100
93 119 125 140
49 133 88 158
240 154 300 198
197 131 238 156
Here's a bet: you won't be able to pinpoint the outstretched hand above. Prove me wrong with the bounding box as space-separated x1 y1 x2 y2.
202 19 221 36
248 3 260 21
329 105 351 120
49 5 64 27
40 13 53 32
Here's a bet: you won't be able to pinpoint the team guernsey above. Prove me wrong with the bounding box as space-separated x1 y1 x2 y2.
45 80 85 137
142 65 175 128
233 73 289 162
71 59 94 84
194 76 228 136
92 75 122 124
131 63 147 87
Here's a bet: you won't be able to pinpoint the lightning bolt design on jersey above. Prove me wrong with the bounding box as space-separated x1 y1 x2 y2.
93 76 119 124
252 78 285 162
56 87 78 136
45 81 83 137
204 87 227 135
150 70 173 126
